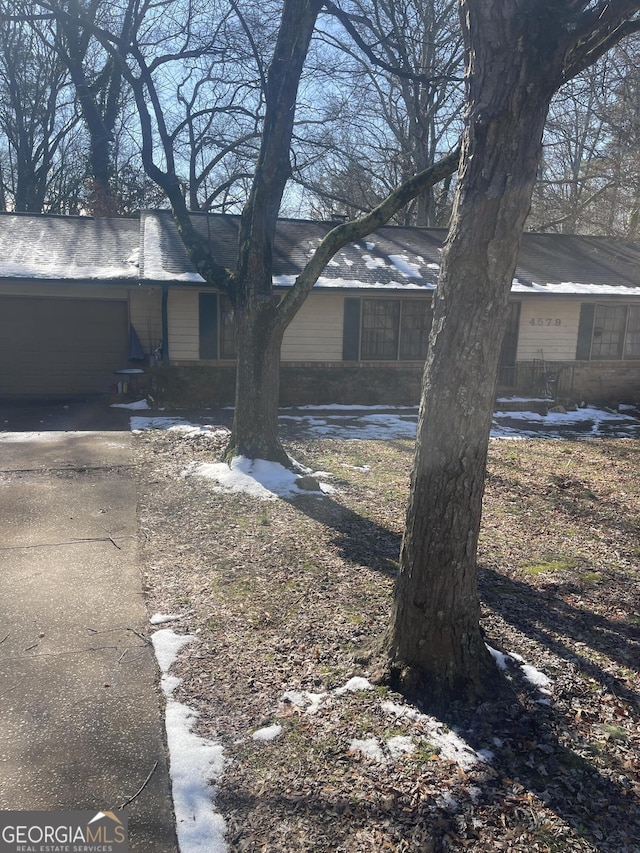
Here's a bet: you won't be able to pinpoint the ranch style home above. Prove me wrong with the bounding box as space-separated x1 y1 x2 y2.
1 209 640 406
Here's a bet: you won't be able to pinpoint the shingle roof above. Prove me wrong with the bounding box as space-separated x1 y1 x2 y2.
3 210 640 296
141 210 640 295
0 212 140 280
141 210 443 289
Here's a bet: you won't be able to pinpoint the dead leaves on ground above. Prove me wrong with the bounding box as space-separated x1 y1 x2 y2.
137 430 640 852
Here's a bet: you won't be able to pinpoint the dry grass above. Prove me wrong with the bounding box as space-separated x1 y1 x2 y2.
137 428 640 852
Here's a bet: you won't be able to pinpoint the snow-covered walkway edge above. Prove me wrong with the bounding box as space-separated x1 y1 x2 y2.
151 626 227 853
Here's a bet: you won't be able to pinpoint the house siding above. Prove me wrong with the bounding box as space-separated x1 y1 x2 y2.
281 293 344 361
516 298 580 361
168 289 200 361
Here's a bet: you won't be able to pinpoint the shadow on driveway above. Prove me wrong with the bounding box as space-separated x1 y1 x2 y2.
0 398 131 432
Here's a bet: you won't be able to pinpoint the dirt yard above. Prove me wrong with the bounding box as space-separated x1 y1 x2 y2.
136 427 640 852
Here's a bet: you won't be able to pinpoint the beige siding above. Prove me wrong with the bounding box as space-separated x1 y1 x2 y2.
281 292 344 361
517 299 581 361
129 286 162 354
168 289 200 361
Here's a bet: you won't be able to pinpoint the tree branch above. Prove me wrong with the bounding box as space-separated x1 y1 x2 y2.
277 145 460 325
322 0 463 86
562 2 640 81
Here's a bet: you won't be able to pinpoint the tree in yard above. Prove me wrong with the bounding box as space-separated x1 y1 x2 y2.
527 36 640 237
383 0 640 708
0 2 80 211
41 0 459 462
301 0 464 226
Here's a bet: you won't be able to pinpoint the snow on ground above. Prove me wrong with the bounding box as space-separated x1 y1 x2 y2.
151 625 227 853
129 401 640 443
184 455 337 500
487 645 553 696
136 400 635 849
111 399 151 411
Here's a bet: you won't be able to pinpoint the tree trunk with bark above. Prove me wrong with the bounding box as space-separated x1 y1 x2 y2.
386 0 597 707
229 302 289 464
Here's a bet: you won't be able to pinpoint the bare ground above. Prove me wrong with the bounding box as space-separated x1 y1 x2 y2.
136 428 640 853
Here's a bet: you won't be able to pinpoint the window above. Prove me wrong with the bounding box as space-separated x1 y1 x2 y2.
199 292 237 360
219 295 237 359
362 299 401 359
624 305 640 358
343 297 432 361
591 304 627 359
400 302 432 360
577 302 640 360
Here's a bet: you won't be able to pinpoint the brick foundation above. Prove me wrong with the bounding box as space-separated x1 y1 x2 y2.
149 360 640 408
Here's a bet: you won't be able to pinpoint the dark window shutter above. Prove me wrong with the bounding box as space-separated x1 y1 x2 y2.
342 297 361 360
199 293 218 359
576 303 595 360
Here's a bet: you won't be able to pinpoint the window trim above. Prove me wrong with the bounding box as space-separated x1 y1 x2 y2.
343 296 433 362
198 292 237 361
578 301 640 361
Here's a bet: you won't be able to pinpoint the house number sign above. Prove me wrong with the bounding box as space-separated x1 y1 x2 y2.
528 318 562 326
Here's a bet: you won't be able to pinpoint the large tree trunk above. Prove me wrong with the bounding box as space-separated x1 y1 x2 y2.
229 301 289 464
386 1 564 707
225 0 322 464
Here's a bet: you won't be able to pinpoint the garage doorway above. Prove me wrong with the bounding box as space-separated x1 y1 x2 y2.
0 296 129 397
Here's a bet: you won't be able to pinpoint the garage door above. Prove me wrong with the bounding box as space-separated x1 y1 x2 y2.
0 297 129 398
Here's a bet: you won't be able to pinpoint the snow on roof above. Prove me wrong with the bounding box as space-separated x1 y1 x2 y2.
141 212 205 283
3 211 640 297
0 212 140 280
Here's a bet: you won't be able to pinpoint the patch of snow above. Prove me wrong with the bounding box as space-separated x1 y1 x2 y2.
165 701 227 853
487 646 511 671
520 663 552 690
150 613 182 625
335 676 373 694
151 628 227 853
283 404 418 412
151 629 194 673
349 738 386 763
381 701 483 771
131 416 230 438
281 689 328 715
386 735 415 760
273 273 432 290
349 735 415 764
362 253 387 270
487 645 553 694
388 254 422 279
476 748 495 763
187 456 335 501
132 415 194 431
436 791 459 811
252 724 282 742
111 399 150 410
143 215 205 283
511 279 640 296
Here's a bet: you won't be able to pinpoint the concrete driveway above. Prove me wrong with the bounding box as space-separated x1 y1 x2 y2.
0 427 177 852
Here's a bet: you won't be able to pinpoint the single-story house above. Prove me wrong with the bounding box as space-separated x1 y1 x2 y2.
1 209 639 404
